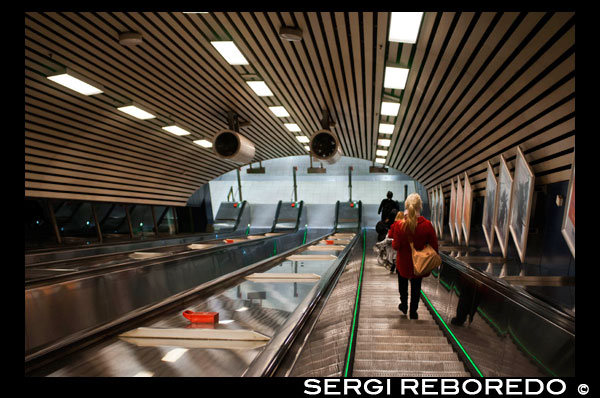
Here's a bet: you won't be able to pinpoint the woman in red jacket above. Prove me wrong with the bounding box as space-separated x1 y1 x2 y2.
391 193 439 319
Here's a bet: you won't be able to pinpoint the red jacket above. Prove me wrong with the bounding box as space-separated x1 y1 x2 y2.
391 216 439 279
387 221 400 238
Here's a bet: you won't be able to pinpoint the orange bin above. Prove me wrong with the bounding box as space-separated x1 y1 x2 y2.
182 310 219 324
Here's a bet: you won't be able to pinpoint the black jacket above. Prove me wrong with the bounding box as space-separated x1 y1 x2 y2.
378 198 399 221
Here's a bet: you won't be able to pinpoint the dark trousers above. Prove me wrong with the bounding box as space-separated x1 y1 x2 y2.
397 274 422 314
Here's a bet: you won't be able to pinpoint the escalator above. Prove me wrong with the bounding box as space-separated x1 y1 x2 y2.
25 201 310 367
25 230 359 376
276 230 575 378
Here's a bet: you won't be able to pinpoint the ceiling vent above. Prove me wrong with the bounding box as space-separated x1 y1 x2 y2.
279 26 303 42
119 32 143 46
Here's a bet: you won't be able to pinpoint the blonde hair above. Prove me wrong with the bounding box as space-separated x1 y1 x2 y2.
402 193 422 234
395 211 404 221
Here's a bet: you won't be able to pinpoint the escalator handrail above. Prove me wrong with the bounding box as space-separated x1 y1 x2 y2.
440 253 575 335
25 229 297 289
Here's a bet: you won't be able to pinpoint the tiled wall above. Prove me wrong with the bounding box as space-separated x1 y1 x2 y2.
208 156 424 219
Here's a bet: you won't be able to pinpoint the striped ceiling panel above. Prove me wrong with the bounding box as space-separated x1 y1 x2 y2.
25 12 575 206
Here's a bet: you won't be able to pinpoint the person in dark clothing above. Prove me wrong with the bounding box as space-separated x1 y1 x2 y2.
378 191 399 222
376 208 398 242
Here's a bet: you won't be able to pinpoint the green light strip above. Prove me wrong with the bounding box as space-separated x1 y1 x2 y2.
508 326 558 377
476 308 507 335
344 229 366 377
302 228 307 245
421 290 484 377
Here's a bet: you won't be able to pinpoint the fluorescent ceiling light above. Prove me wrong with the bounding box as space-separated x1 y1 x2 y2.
194 139 213 148
378 139 391 147
269 106 290 117
379 123 395 134
47 71 103 96
162 125 191 136
219 320 235 324
384 66 410 90
161 348 188 363
381 101 401 116
304 145 310 151
285 123 301 132
389 12 424 44
117 105 156 120
296 136 310 143
376 149 389 157
211 41 249 65
246 81 273 96
375 158 386 164
236 306 249 312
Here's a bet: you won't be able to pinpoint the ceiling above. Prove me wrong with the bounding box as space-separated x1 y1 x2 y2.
25 12 575 206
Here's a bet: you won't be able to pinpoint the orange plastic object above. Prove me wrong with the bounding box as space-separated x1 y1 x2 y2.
325 240 334 245
182 310 219 324
225 239 234 244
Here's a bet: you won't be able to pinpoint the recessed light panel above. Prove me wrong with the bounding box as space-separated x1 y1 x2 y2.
117 105 156 120
194 139 213 148
246 81 273 96
304 145 310 151
162 125 191 136
389 12 424 44
384 66 410 90
47 73 103 96
379 123 395 134
375 158 386 164
210 41 249 65
376 149 389 157
378 139 391 147
381 101 401 116
269 106 290 117
296 136 309 143
285 123 301 132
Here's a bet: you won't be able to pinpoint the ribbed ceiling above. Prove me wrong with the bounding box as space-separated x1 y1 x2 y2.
25 12 575 206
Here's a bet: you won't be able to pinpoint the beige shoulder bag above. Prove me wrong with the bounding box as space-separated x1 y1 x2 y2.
408 233 442 277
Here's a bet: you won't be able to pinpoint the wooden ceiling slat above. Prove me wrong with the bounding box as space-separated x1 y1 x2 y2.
349 12 367 159
24 82 230 176
417 70 574 188
397 12 476 171
263 12 323 128
388 11 438 165
252 12 323 132
26 172 193 198
26 164 192 193
26 181 188 202
421 105 574 188
393 12 457 172
305 12 353 153
391 12 523 171
25 190 186 207
361 13 375 159
211 12 315 150
25 151 199 189
370 12 389 162
129 12 299 158
328 12 361 157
